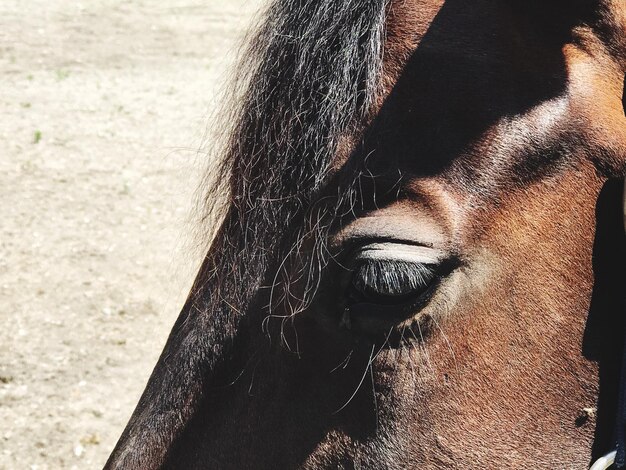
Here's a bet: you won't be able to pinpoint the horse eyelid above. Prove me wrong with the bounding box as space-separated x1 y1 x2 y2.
351 260 437 297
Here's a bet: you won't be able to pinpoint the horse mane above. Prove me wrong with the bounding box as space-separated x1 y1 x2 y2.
106 1 390 467
197 0 390 323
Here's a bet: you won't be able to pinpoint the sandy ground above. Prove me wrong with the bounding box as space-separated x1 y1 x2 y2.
0 1 263 468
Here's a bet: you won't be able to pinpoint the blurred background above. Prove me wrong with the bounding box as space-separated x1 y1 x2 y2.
0 1 263 468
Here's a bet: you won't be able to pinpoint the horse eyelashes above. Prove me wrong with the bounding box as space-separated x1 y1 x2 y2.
350 259 437 300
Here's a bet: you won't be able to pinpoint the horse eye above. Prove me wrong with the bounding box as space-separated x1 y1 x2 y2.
348 260 438 305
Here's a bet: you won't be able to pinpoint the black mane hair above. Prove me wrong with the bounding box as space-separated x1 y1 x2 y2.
107 1 389 466
203 0 390 305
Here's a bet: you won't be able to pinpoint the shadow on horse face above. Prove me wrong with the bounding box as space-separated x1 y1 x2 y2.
106 1 626 468
583 179 626 462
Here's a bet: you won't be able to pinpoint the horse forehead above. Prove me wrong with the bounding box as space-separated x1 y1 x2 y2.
363 0 624 187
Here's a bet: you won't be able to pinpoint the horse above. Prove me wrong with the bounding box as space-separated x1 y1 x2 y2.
105 0 626 468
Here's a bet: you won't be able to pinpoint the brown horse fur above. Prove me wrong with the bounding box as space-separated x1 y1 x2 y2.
106 0 626 468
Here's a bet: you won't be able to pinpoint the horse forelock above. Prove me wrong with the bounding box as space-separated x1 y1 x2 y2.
201 0 392 302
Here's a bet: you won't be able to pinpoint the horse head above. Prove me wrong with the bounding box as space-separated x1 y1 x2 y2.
106 0 626 468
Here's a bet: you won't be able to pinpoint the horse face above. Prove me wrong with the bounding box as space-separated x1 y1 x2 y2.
106 1 626 469
282 2 626 467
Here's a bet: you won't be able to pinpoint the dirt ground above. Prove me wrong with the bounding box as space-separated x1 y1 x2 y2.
0 1 263 468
